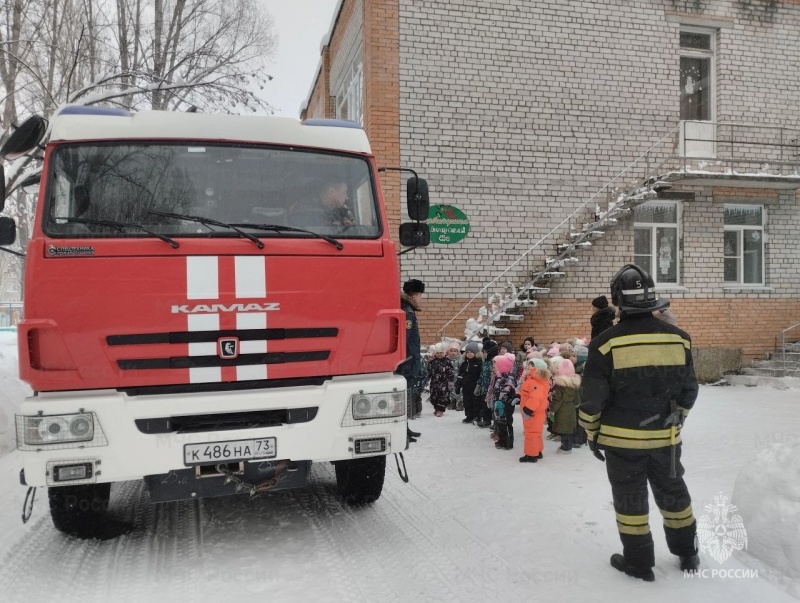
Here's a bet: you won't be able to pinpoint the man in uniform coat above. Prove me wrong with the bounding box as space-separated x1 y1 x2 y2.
400 279 425 444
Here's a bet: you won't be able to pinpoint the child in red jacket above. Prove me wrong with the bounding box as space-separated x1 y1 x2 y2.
519 357 551 463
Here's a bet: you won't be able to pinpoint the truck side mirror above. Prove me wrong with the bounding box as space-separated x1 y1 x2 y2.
0 216 17 246
406 176 429 221
0 115 48 160
399 222 430 247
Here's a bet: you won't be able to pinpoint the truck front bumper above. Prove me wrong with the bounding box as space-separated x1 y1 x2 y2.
16 372 407 488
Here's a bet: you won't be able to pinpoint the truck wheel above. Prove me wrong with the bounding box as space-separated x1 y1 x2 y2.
48 483 111 538
334 456 386 505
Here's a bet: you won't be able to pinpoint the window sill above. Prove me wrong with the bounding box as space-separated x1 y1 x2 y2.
722 285 774 293
654 285 689 292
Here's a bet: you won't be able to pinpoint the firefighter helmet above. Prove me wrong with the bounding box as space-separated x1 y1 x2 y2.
609 264 670 315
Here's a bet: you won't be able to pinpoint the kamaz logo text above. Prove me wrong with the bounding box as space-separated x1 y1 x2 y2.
171 302 281 314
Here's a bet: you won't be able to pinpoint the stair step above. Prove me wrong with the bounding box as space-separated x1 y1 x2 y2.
511 299 538 308
546 257 579 268
539 271 566 279
559 241 592 251
741 367 800 377
768 351 800 360
497 313 525 322
752 359 800 370
571 230 604 240
520 286 551 294
485 326 510 336
607 207 631 218
724 374 800 390
584 217 618 231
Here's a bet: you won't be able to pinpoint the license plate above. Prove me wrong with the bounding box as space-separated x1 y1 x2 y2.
183 437 277 466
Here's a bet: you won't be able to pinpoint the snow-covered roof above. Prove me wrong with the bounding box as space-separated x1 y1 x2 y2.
48 109 372 154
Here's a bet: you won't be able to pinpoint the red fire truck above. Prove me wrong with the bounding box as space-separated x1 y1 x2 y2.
0 106 430 536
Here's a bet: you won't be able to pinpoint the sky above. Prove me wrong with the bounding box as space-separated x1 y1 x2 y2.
262 0 341 117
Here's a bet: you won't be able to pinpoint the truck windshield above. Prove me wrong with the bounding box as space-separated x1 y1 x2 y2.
43 143 381 240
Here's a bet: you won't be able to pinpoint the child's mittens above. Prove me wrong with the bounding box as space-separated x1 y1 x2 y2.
474 384 483 396
522 406 534 420
548 411 555 422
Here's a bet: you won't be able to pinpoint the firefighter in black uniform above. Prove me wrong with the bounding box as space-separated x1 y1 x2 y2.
580 264 700 582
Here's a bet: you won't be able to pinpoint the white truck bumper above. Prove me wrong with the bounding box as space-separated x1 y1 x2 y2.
17 372 407 488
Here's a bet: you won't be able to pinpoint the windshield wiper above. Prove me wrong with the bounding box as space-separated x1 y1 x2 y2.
52 216 180 248
229 223 343 251
149 211 264 249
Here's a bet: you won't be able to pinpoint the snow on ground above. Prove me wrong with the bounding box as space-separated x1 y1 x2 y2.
0 330 798 602
0 330 31 456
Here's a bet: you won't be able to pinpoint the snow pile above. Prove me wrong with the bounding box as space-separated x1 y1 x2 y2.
0 331 30 457
733 439 800 596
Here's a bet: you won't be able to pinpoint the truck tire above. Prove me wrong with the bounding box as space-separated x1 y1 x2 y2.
334 455 386 505
48 483 111 538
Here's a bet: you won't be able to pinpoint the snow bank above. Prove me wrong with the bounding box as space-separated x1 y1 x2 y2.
0 331 30 456
733 440 800 597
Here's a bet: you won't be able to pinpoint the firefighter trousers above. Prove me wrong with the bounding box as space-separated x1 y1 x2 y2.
605 445 697 569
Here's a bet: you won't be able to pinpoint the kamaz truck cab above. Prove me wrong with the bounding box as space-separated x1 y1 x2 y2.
0 106 429 536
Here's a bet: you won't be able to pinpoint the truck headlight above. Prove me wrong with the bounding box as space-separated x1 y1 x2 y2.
22 413 95 445
351 392 405 420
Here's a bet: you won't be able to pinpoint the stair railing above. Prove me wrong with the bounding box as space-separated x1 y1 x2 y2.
439 123 681 341
778 322 800 377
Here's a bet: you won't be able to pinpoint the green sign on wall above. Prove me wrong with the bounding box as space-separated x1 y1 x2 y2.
427 204 470 244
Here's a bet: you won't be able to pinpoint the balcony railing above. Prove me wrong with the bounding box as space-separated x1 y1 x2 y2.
643 121 800 187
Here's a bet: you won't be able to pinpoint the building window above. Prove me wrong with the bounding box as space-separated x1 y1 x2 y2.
680 27 714 122
336 62 363 125
634 202 680 285
724 205 764 285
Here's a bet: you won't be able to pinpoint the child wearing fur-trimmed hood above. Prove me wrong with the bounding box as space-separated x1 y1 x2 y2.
551 356 582 453
427 343 454 416
519 357 551 463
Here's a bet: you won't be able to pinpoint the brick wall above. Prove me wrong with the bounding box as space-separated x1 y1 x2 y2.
426 294 800 363
305 47 331 119
395 0 800 359
364 0 401 247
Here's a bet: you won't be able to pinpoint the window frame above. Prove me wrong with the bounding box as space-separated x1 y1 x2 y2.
633 200 682 286
723 204 766 286
336 61 363 125
679 25 716 124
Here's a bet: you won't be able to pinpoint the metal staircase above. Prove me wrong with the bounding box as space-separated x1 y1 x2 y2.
440 119 800 344
724 324 800 389
439 125 681 343
466 183 668 341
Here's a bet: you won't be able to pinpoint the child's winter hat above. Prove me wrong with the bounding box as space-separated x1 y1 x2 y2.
493 353 515 374
428 344 438 354
592 295 609 309
433 342 448 354
499 341 515 355
549 355 564 370
482 340 499 360
530 357 548 371
559 342 574 354
547 346 560 357
556 357 576 376
446 341 461 354
465 341 481 355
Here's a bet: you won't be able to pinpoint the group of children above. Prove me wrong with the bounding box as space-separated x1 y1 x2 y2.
417 336 589 464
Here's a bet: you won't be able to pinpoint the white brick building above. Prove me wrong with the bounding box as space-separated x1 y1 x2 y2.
304 0 800 376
